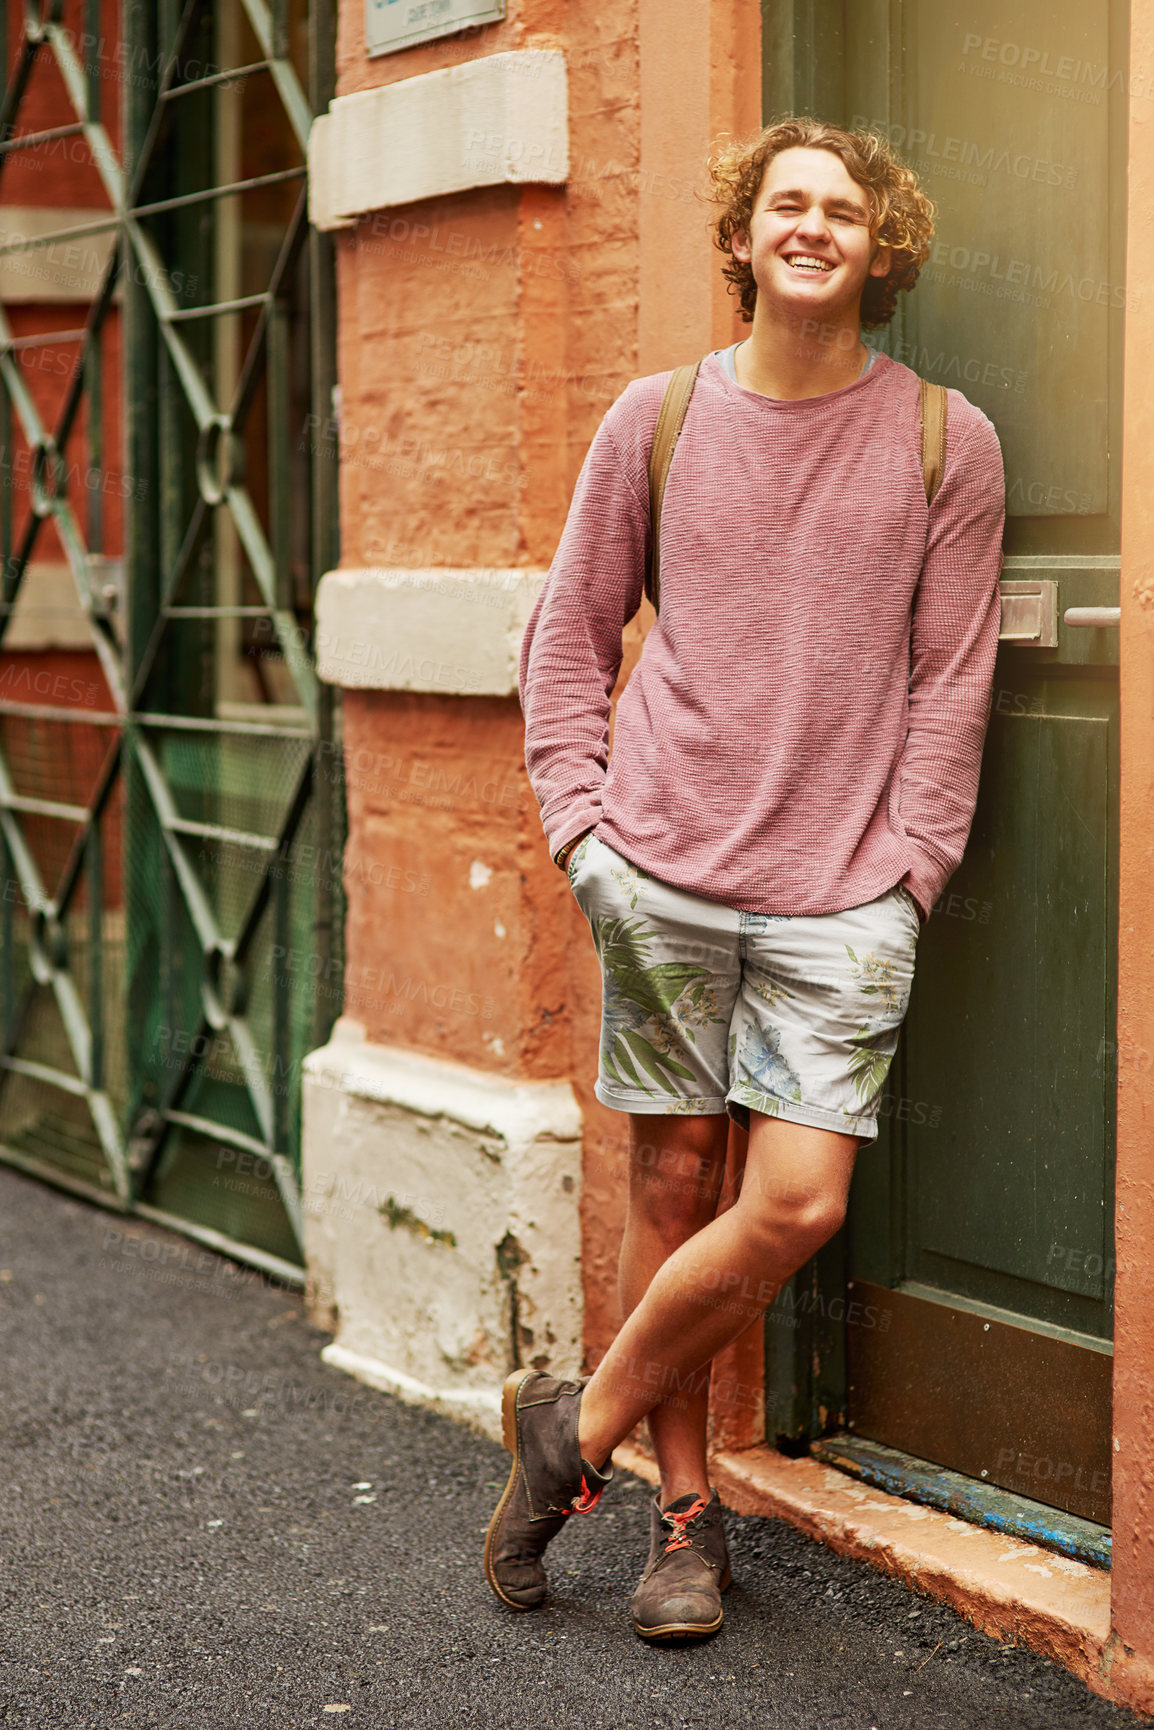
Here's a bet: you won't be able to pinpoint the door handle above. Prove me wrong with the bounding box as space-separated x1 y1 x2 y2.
1063 607 1121 627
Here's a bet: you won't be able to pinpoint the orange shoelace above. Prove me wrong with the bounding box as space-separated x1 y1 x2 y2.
662 1495 709 1552
565 1474 604 1515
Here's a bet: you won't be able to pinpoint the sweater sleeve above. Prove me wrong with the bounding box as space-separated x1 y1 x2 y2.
518 389 655 858
898 400 1006 920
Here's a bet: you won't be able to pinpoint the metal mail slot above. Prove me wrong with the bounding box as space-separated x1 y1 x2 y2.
998 579 1059 647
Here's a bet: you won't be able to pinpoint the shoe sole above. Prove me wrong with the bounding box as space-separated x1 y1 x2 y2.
482 1367 539 1611
632 1565 732 1642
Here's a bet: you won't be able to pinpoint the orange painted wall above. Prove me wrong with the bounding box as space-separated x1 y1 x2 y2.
330 0 760 1384
340 688 576 1080
1107 0 1154 1706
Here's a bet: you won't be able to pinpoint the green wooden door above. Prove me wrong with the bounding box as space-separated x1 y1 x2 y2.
764 0 1124 1533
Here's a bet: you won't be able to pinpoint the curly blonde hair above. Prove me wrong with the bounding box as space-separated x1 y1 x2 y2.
709 117 935 329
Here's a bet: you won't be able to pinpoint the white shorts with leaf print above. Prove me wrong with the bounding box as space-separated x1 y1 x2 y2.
566 832 920 1142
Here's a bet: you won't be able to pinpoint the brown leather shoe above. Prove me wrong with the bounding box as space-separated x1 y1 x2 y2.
483 1369 613 1611
630 1489 732 1641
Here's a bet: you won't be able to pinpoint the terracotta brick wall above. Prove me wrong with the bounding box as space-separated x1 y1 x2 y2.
329 0 760 1391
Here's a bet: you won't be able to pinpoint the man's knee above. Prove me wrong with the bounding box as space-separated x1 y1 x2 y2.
736 1178 848 1260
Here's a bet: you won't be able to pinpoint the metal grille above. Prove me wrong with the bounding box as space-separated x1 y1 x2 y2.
0 0 340 1276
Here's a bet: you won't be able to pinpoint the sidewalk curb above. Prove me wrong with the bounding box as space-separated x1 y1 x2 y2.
614 1441 1144 1716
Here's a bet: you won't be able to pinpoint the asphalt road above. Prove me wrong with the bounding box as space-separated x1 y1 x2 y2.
0 1162 1143 1730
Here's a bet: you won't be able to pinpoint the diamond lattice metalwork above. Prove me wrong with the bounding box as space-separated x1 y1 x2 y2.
0 0 340 1272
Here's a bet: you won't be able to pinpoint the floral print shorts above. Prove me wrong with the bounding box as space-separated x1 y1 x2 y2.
566 833 920 1143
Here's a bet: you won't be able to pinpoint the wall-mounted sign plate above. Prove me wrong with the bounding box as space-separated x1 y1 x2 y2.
366 0 505 58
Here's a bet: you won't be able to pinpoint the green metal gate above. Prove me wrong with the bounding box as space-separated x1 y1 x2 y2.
0 0 341 1277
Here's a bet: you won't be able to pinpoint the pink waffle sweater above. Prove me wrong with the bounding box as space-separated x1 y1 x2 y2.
518 350 1005 921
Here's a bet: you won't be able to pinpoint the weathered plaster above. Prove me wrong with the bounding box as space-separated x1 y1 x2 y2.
315 567 546 693
337 688 577 1079
319 0 762 1397
335 0 562 100
638 0 759 371
0 207 117 300
302 1019 583 1441
333 185 525 573
1 562 94 650
308 50 568 231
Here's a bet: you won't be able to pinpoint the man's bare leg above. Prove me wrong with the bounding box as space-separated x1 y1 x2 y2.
579 1110 859 1469
618 1114 731 1505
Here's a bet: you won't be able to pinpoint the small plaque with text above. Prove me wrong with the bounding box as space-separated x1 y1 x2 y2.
366 0 505 58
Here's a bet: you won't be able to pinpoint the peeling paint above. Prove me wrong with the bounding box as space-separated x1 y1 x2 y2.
302 1029 583 1432
379 1195 458 1247
496 1230 531 1282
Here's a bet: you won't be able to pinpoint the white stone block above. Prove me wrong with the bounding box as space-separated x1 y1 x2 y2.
0 207 116 301
308 50 569 231
302 1019 583 1441
0 562 92 651
314 566 547 695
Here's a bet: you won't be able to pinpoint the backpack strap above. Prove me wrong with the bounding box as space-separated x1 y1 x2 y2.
646 363 947 615
646 361 701 612
919 377 948 504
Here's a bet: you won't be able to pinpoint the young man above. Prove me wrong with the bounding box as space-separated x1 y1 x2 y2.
486 119 1005 1640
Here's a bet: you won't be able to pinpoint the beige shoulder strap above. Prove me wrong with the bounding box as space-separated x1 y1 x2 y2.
646 361 701 612
919 377 948 504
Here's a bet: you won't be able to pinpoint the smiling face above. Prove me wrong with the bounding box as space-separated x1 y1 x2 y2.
730 146 893 327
